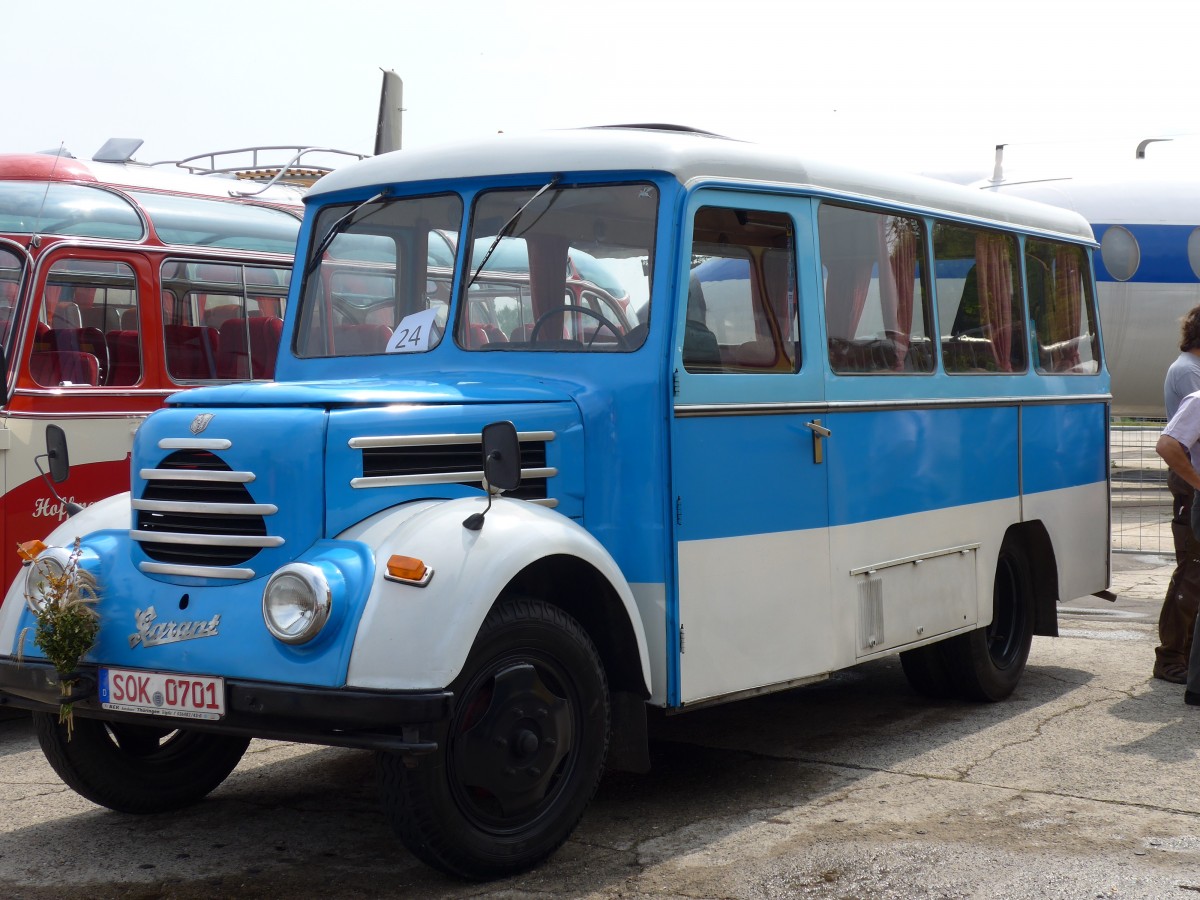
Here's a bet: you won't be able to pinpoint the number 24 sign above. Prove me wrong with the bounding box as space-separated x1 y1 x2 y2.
386 309 439 354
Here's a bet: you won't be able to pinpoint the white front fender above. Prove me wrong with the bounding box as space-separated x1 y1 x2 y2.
0 492 130 655
340 497 652 693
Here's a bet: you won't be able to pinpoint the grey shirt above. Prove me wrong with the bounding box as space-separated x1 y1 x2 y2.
1165 351 1200 418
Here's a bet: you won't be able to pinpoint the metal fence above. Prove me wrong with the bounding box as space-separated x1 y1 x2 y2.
1110 418 1172 555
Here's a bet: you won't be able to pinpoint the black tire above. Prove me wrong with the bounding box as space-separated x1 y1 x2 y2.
899 641 955 699
377 597 610 880
941 537 1035 702
34 713 250 813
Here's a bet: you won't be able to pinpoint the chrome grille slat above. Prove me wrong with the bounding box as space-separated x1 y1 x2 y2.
158 438 232 450
348 430 556 449
139 561 255 580
352 466 557 489
140 469 255 483
129 531 284 548
133 498 278 516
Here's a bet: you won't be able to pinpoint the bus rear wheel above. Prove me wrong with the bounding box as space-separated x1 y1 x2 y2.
942 537 1035 702
899 641 956 699
377 597 610 880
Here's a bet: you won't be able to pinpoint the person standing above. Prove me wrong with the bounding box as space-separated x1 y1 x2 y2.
1153 306 1200 683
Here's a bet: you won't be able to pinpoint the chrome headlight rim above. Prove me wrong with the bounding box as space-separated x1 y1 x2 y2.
262 563 332 645
23 546 73 614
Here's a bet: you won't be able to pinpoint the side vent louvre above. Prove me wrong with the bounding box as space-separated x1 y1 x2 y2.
858 577 884 652
361 441 549 500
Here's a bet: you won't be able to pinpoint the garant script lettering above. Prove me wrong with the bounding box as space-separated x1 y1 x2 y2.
129 606 221 649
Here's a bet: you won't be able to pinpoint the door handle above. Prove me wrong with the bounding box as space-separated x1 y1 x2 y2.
805 419 831 464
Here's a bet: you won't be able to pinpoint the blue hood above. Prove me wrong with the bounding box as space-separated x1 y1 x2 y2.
169 373 575 409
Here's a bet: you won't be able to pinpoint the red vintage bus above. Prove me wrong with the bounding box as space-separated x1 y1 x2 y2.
0 144 358 593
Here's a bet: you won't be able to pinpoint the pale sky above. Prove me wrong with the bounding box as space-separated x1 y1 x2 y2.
5 0 1200 181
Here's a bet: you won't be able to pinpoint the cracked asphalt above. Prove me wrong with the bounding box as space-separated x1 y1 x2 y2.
2 552 1199 899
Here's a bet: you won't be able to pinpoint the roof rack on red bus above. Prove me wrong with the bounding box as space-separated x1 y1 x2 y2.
153 146 370 195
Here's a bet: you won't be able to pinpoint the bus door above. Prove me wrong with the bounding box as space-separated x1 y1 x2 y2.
669 195 832 706
1 247 161 590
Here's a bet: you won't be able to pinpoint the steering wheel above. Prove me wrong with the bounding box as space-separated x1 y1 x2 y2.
528 304 628 350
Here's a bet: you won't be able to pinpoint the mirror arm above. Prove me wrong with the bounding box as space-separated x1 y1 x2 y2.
32 452 82 518
463 457 502 531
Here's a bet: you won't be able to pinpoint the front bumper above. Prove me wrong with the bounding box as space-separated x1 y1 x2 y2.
0 657 451 754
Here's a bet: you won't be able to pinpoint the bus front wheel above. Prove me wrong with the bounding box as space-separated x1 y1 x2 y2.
377 597 610 880
34 714 249 813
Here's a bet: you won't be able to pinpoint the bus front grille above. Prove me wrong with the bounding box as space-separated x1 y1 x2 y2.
132 449 281 567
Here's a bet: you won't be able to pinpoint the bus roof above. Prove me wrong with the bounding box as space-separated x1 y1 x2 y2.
0 153 306 207
309 127 1095 243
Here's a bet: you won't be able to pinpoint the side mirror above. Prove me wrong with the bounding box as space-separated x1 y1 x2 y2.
481 420 521 493
46 423 70 484
33 424 81 518
463 421 522 531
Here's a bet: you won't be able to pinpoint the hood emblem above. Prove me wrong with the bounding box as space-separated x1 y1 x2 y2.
129 606 222 649
190 414 214 435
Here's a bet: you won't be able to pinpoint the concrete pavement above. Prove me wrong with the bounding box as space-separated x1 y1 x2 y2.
2 547 1200 898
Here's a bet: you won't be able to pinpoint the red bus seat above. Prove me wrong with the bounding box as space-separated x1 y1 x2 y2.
332 323 391 356
49 327 109 383
30 351 100 387
164 324 220 380
106 330 141 385
218 316 283 379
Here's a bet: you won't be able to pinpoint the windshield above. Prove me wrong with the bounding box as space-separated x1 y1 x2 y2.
0 244 23 350
458 183 656 351
130 191 300 254
0 181 143 240
295 193 463 357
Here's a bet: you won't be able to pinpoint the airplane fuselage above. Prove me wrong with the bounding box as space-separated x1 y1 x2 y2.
980 169 1200 418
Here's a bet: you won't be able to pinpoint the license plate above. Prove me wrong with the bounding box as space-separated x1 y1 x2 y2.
99 668 225 721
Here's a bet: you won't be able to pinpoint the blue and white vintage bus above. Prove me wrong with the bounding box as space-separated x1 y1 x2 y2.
0 126 1109 879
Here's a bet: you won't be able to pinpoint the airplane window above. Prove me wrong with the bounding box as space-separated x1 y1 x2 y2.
1099 225 1139 282
1187 228 1200 281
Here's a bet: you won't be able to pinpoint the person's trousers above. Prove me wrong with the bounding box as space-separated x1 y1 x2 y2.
1158 470 1200 673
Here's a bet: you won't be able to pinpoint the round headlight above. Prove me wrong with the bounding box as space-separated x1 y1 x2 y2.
262 563 331 644
24 547 72 614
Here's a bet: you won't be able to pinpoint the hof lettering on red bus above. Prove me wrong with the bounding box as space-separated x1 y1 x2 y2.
33 496 89 523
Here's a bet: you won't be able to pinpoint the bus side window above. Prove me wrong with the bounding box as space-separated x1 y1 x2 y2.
0 246 19 342
818 204 933 374
933 223 1026 374
160 261 289 380
33 258 139 388
686 206 799 374
1026 240 1100 375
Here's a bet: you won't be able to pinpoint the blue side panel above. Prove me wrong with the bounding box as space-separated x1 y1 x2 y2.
1021 402 1108 494
672 415 829 541
1093 224 1198 284
824 407 1020 525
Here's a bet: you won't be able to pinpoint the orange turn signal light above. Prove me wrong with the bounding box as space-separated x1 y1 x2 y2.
386 555 430 585
17 540 47 562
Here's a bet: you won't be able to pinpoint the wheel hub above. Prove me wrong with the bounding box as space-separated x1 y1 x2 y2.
454 662 574 819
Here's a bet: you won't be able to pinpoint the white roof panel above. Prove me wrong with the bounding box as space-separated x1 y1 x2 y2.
309 128 1094 242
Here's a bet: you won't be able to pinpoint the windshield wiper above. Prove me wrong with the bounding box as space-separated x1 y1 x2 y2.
464 177 560 291
302 190 386 279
